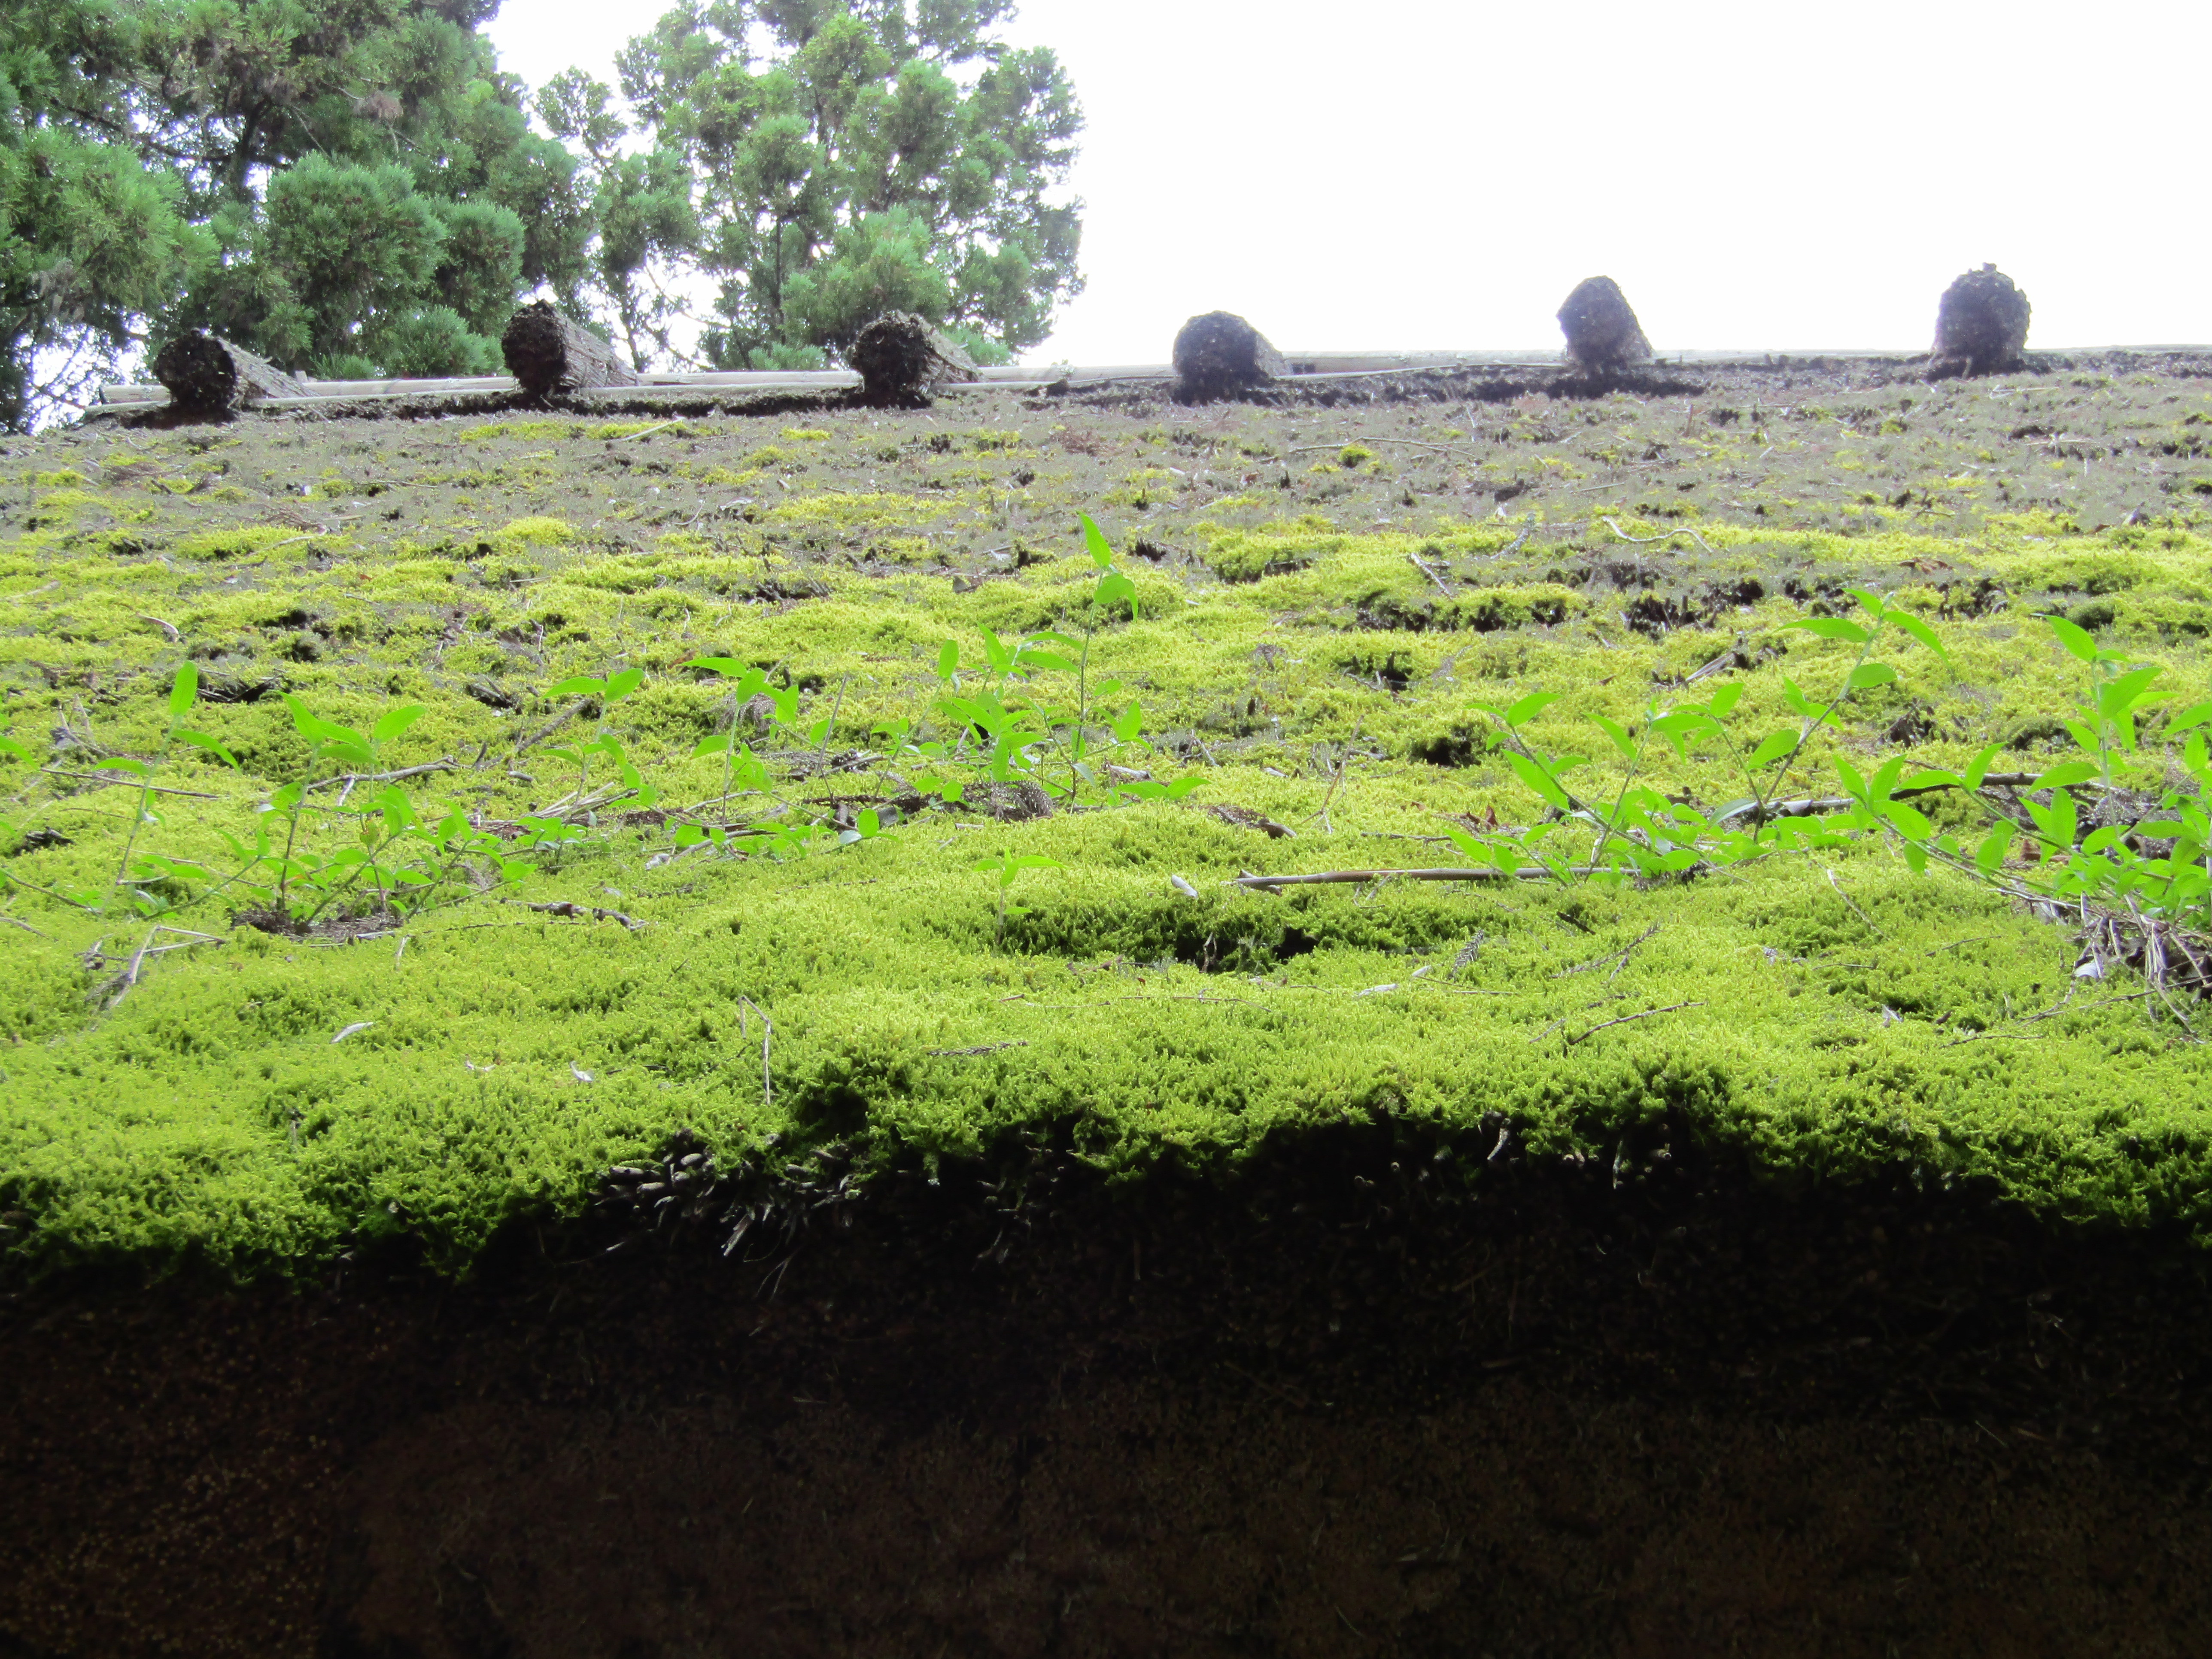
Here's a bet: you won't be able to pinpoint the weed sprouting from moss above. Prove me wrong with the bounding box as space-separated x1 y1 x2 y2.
9 383 2212 1277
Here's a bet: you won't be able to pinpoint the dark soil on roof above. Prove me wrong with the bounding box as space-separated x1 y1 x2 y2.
7 1128 2212 1657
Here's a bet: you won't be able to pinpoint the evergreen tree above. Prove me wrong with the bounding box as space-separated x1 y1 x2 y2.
0 0 202 427
0 0 588 428
151 0 589 380
541 0 1082 371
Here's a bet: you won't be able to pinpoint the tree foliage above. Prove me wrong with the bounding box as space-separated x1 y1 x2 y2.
0 0 1082 428
540 0 1083 371
1 0 588 426
1 1 201 427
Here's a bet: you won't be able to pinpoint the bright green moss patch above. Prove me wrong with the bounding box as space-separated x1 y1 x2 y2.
3 368 2212 1279
495 516 577 548
2 834 2206 1279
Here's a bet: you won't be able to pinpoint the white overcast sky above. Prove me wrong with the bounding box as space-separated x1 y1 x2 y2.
486 0 2209 363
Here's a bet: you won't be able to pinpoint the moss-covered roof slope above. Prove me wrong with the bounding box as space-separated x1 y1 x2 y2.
4 358 2212 1276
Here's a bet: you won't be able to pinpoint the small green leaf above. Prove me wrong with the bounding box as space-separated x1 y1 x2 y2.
1748 730 1797 769
937 640 960 679
605 667 646 703
1964 742 2002 790
1847 587 1887 622
0 735 27 763
1507 752 1570 811
1882 802 1933 840
1023 651 1078 675
1784 617 1872 645
1900 768 1963 793
2033 760 2098 791
371 705 425 745
1705 683 1743 718
1440 824 1486 861
1590 714 1635 760
548 675 604 699
688 656 747 677
2098 665 2163 718
1504 691 1559 727
100 757 152 778
2164 700 2212 735
1886 611 1951 663
168 663 199 720
283 695 361 748
1847 662 1897 690
1080 513 1114 570
174 730 241 769
1649 710 1711 758
2047 615 2099 663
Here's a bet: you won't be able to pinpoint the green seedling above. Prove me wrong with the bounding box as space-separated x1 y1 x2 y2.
545 667 646 801
109 665 240 916
2048 613 2164 786
688 657 789 821
974 851 1060 950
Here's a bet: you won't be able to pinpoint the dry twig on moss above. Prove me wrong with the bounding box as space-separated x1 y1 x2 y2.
738 995 773 1107
1228 865 1594 891
1406 553 1455 597
1564 1000 1703 1047
1600 516 1715 556
502 899 644 929
1553 923 1660 983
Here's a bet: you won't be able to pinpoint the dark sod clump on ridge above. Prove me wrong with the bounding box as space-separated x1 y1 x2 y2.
1556 276 1653 372
1173 309 1287 401
149 331 303 413
500 299 643 400
1932 263 2033 377
851 311 976 404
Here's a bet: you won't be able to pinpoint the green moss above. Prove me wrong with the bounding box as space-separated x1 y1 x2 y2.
460 421 568 444
1 837 2206 1278
5 379 2212 1280
495 517 577 549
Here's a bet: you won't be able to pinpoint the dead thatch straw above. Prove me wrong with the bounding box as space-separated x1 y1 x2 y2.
2071 902 2212 1008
